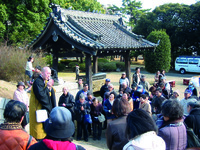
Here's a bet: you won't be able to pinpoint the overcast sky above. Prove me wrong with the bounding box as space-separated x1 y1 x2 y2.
97 0 198 10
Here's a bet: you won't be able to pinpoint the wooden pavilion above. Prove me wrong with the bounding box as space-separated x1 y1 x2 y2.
30 4 157 92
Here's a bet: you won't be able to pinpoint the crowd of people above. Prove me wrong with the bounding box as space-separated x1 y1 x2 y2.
1 56 200 150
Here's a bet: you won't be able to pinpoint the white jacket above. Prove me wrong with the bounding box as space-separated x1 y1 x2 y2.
123 131 165 150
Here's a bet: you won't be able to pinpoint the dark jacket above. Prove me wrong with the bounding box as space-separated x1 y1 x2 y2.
185 108 200 138
90 103 103 122
58 92 75 114
151 96 166 114
32 76 56 115
103 99 116 120
74 100 91 122
158 119 187 150
106 116 128 150
100 84 109 99
75 89 89 102
28 139 85 150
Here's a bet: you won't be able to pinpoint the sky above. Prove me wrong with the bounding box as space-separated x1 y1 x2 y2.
97 0 198 10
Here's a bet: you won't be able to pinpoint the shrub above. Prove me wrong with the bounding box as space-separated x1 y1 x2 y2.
68 62 79 71
60 59 76 66
116 62 125 71
103 62 117 71
145 30 171 73
44 54 53 67
79 63 85 72
58 63 66 71
98 62 104 71
98 58 110 63
0 45 46 82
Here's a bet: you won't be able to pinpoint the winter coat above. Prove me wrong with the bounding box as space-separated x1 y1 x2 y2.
90 103 103 122
75 89 89 102
0 123 37 150
58 93 75 115
103 99 116 120
29 76 56 139
28 139 85 150
119 77 129 87
100 84 109 99
158 119 187 150
185 108 200 138
106 116 128 150
180 97 197 116
74 100 91 122
123 131 165 150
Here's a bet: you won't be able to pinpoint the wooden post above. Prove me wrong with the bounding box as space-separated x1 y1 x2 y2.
93 56 98 74
124 51 131 87
52 49 58 71
85 53 93 92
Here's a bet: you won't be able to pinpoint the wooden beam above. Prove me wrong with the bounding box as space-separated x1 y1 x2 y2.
124 51 131 87
93 56 98 74
85 53 93 92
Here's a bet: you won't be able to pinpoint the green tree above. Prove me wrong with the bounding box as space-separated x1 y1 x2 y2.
0 0 105 46
145 30 171 73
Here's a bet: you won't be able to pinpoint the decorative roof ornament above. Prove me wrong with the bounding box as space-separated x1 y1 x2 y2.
52 31 58 42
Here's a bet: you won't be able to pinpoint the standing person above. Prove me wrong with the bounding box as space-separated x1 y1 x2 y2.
78 78 83 90
75 83 89 102
139 75 150 92
180 89 197 116
28 107 85 150
75 64 79 80
119 72 129 91
154 70 160 82
185 101 200 138
90 98 103 141
29 66 56 140
121 92 133 111
104 84 118 101
0 100 37 150
100 78 110 101
123 109 165 150
139 94 152 116
157 100 187 150
132 67 141 88
58 87 75 123
25 56 34 81
186 82 198 97
74 94 91 142
103 93 116 124
13 81 29 128
158 70 166 84
106 99 132 150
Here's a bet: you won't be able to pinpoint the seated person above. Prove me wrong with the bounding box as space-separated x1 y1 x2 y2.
0 100 37 149
29 107 85 150
139 94 152 116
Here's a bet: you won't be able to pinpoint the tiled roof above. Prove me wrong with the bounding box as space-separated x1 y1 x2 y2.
30 4 157 52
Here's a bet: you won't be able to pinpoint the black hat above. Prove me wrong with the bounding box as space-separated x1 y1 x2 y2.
35 65 41 71
44 107 75 138
17 81 25 89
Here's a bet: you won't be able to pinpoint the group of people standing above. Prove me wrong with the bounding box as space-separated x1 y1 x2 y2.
1 56 200 150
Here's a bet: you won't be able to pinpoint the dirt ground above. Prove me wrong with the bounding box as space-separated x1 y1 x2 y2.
0 65 200 149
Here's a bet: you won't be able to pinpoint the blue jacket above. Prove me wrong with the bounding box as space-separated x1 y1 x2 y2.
103 99 116 120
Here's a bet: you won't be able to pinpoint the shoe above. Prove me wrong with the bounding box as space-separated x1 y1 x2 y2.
84 139 88 142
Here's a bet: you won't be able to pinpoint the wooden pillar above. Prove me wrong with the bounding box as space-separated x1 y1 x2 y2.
85 53 93 92
124 51 131 87
52 49 58 71
93 56 98 74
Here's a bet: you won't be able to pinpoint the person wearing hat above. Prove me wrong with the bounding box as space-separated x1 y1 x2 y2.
180 89 197 116
100 78 111 101
25 56 34 80
13 81 30 128
29 107 85 150
74 93 91 142
185 101 200 138
119 72 130 91
170 90 180 101
186 82 198 97
132 85 149 109
75 83 90 102
0 100 37 150
139 74 150 92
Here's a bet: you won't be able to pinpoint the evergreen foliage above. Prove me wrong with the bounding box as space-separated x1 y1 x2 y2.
145 30 171 73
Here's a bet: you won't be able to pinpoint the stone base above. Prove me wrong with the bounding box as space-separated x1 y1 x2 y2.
92 79 105 92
